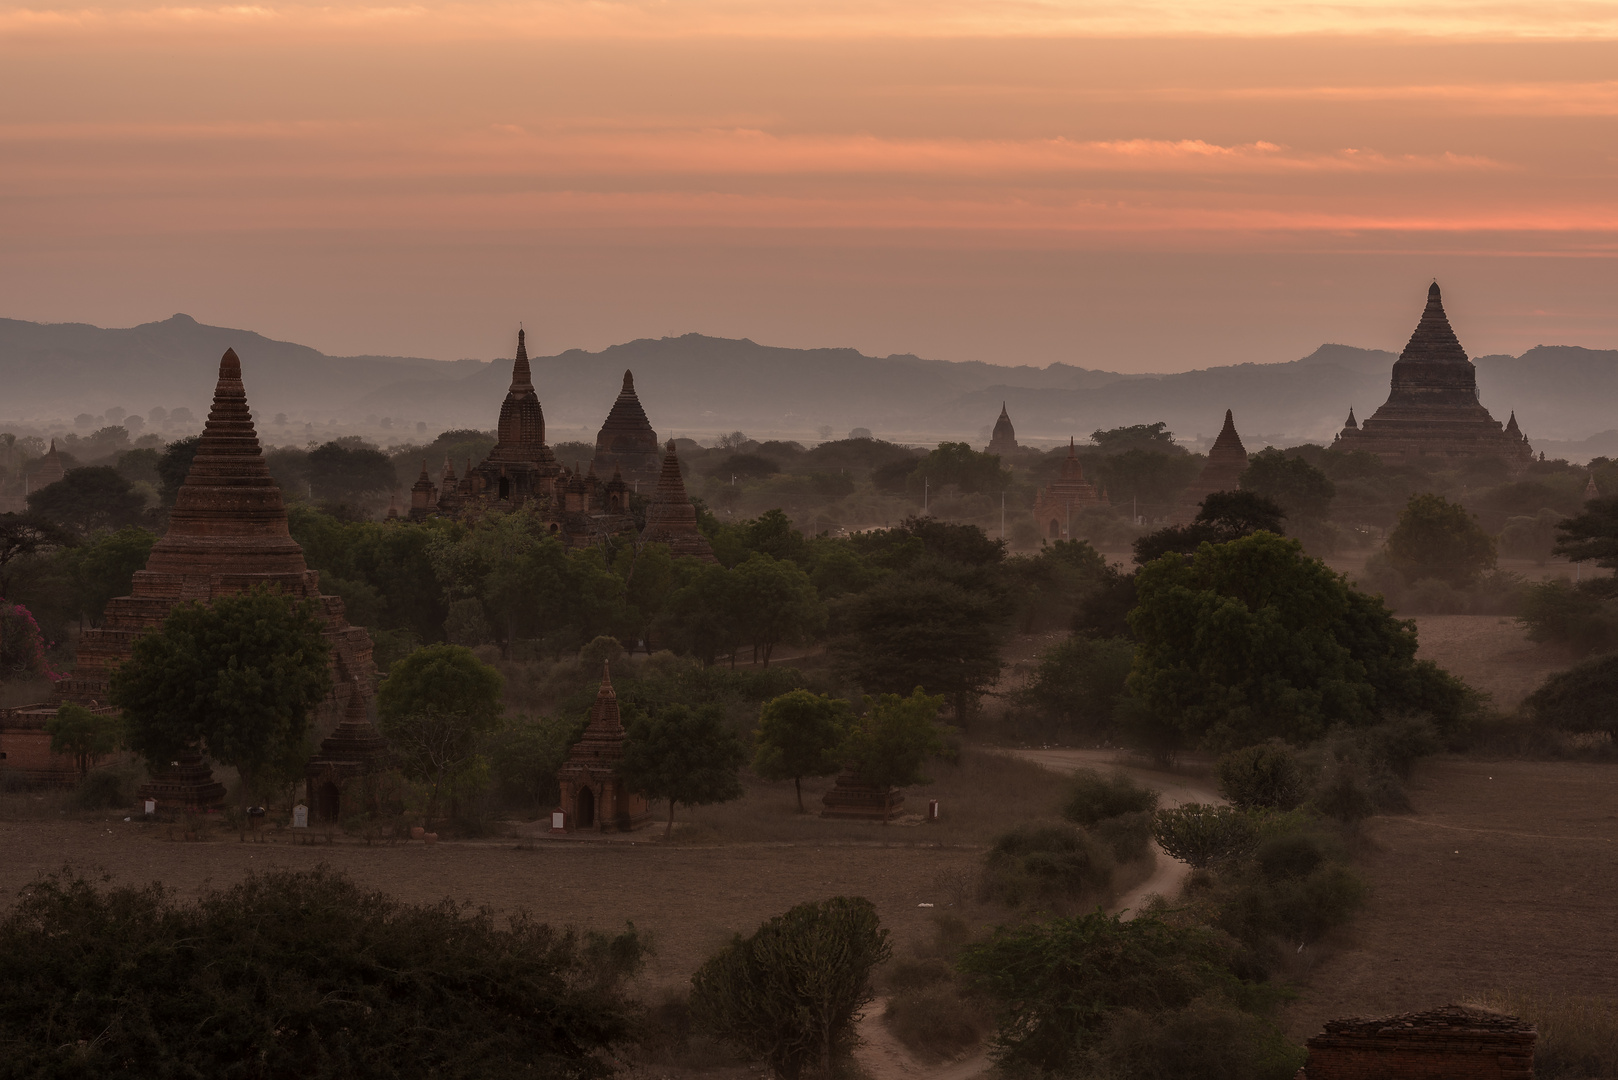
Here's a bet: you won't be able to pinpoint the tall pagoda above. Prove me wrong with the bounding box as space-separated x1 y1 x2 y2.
640 440 718 562
438 329 561 511
1173 410 1248 523
988 403 1018 456
1333 283 1532 464
1033 438 1106 539
591 370 662 489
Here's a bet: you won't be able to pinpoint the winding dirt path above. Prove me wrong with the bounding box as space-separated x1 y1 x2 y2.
853 749 1221 1080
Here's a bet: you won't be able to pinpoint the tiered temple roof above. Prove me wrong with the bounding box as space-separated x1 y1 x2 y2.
555 663 650 832
1033 438 1106 539
640 440 718 562
445 329 561 508
988 403 1018 456
1173 410 1248 524
1333 283 1532 464
591 370 662 488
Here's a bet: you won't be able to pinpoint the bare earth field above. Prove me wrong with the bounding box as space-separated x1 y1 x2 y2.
1409 614 1577 712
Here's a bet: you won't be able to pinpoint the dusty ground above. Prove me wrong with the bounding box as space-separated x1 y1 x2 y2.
1409 614 1577 712
1280 756 1618 1039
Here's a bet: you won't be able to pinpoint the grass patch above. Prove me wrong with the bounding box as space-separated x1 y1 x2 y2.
1471 990 1618 1079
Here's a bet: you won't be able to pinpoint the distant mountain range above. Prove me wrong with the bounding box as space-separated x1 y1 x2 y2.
3 314 1615 459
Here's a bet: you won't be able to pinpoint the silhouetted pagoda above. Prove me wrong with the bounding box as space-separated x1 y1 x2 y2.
554 663 649 833
640 440 718 562
1173 410 1248 524
1033 438 1106 538
591 371 662 489
306 678 391 821
1333 282 1532 465
10 349 379 808
988 402 1018 456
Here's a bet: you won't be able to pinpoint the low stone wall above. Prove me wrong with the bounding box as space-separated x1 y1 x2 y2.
1299 1005 1535 1080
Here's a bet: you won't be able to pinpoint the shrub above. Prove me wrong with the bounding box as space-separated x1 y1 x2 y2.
1092 811 1155 863
0 867 643 1080
1517 577 1618 656
1217 742 1306 811
883 985 992 1063
69 768 132 811
689 896 891 1079
1061 768 1160 826
1525 655 1618 737
982 825 1114 907
1085 998 1306 1080
1152 804 1259 869
1255 832 1327 882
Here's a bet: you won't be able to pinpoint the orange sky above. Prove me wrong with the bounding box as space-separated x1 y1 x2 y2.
2 1 1615 370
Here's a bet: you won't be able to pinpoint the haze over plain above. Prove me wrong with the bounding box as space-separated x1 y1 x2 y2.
2 0 1616 370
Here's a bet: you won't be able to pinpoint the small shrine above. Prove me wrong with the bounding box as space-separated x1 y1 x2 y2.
820 770 906 822
305 676 392 821
1172 409 1248 524
554 664 650 833
640 440 718 562
1032 438 1106 539
1297 1005 1535 1079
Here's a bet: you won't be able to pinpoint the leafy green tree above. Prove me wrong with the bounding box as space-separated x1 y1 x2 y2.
1553 495 1618 569
842 689 949 798
1017 635 1134 737
911 441 1010 495
1132 491 1285 564
0 512 76 596
1525 654 1618 736
613 541 676 652
46 703 123 780
307 438 397 505
958 911 1239 1075
1241 448 1335 522
377 643 505 827
833 576 1005 719
1516 577 1618 656
1090 448 1202 520
26 467 147 536
156 435 201 505
754 690 855 812
1152 804 1260 869
732 553 825 665
690 896 891 1080
620 703 746 837
1217 741 1307 811
0 866 644 1080
1385 493 1496 586
1090 422 1180 455
60 526 155 626
659 560 743 666
1127 531 1470 754
110 586 333 802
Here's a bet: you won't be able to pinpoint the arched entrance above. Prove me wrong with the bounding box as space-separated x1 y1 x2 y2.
498 476 511 500
315 781 341 821
576 786 595 829
1049 519 1061 538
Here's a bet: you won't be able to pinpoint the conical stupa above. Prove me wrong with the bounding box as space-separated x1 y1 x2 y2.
1173 410 1249 523
640 440 717 562
1333 283 1532 464
591 370 662 488
988 402 1018 455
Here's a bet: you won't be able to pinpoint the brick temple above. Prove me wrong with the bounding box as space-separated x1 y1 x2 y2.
1298 1005 1535 1079
988 402 1018 456
554 663 649 833
1173 409 1248 523
1333 283 1533 465
640 440 718 562
1033 438 1106 539
591 370 663 489
1 349 381 806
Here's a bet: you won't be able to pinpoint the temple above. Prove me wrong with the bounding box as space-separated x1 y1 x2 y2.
591 371 662 489
1032 438 1106 539
640 440 718 562
0 349 379 805
305 678 392 821
554 663 650 833
1333 283 1532 465
988 403 1018 456
1297 1005 1535 1080
1173 410 1248 523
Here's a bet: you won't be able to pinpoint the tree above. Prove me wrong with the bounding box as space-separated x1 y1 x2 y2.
1152 804 1261 869
732 553 825 665
26 467 147 535
0 600 57 681
1217 741 1306 811
110 587 333 802
613 541 676 652
377 643 505 826
1385 493 1496 586
659 560 743 665
1127 531 1470 754
1132 491 1285 564
60 526 155 626
841 689 949 806
690 896 891 1079
0 512 76 595
754 690 854 812
306 438 397 505
1553 495 1618 569
45 703 123 780
1017 635 1135 737
157 435 201 505
1525 654 1618 736
912 441 1009 495
0 866 644 1080
1089 422 1181 455
1240 448 1335 522
833 576 1005 719
620 703 746 837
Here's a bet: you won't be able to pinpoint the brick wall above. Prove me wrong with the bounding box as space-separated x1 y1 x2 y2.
1300 1006 1535 1080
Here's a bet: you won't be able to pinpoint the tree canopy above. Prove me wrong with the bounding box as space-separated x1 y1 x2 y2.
46 703 123 780
1385 493 1496 586
620 703 746 836
754 690 855 812
26 467 147 536
842 689 949 793
1553 495 1618 570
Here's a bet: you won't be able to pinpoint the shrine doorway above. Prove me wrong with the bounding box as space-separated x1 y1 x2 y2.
576 786 595 829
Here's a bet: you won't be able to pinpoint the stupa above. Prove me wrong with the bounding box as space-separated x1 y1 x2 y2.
30 439 66 491
988 403 1018 456
591 370 662 489
407 461 437 521
640 440 718 562
33 349 375 808
1033 438 1106 539
1173 410 1248 523
305 677 391 821
554 663 650 833
450 328 561 506
1333 283 1532 465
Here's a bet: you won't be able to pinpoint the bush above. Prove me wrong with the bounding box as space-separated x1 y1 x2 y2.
1092 811 1155 864
689 896 891 1079
1525 654 1618 736
1517 577 1618 656
982 825 1115 907
1217 742 1306 811
69 768 132 811
1061 769 1160 826
1152 804 1259 869
883 985 992 1063
1084 998 1306 1080
0 867 643 1080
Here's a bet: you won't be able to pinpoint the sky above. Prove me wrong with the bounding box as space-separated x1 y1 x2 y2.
2 1 1616 371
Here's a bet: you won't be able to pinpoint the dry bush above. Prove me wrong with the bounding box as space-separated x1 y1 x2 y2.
883 986 993 1063
1471 990 1618 1079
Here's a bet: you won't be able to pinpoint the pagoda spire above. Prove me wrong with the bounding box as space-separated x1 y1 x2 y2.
511 328 533 391
1345 407 1358 429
